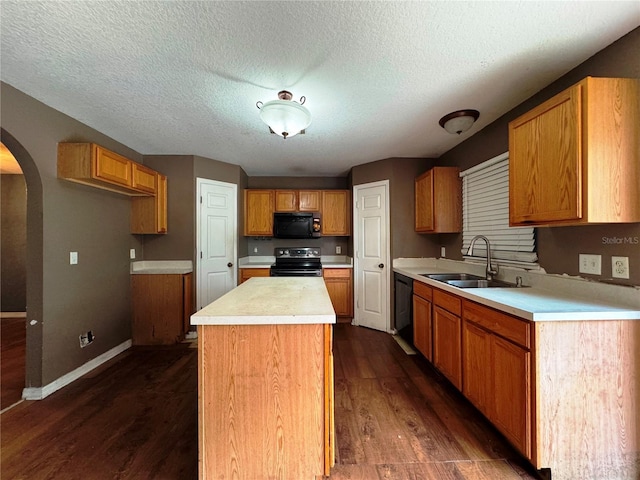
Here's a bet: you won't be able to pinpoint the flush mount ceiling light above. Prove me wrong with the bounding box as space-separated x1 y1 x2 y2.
256 90 311 139
439 109 480 135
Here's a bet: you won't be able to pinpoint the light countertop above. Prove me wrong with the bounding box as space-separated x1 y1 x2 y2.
130 260 193 275
394 259 640 322
191 277 336 326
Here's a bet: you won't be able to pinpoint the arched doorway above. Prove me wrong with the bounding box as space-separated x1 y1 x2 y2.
0 128 44 402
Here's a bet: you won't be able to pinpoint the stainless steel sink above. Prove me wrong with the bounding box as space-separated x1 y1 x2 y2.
421 273 484 281
420 272 523 288
445 279 517 288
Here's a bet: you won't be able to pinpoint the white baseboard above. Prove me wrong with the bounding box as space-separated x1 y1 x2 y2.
22 339 132 401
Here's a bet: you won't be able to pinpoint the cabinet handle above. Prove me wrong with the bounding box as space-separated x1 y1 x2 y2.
227 262 233 268
378 263 384 269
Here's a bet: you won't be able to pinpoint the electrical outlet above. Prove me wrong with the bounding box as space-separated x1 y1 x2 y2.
130 248 136 259
70 251 78 265
579 254 601 275
441 246 446 258
79 330 94 348
611 256 629 279
336 246 342 254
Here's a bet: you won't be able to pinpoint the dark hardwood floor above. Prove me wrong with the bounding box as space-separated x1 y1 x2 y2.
1 324 540 479
1 316 26 411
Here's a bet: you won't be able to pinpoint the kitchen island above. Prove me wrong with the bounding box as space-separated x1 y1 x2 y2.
191 277 336 480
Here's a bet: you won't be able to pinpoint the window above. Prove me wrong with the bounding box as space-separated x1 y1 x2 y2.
460 152 537 267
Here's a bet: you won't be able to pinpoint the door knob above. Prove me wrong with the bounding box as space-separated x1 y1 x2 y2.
378 263 384 268
227 262 233 268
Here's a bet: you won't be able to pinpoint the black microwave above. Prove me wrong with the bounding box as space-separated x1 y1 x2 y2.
273 212 321 239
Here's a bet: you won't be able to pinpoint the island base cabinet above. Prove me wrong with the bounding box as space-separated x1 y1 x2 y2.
534 320 640 480
198 323 334 480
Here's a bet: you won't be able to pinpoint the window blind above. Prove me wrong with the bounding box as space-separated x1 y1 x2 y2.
460 152 537 265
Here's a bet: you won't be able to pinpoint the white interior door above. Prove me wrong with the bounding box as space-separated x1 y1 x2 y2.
196 178 237 310
353 181 390 332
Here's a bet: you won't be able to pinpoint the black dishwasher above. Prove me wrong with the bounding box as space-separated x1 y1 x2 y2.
394 273 413 344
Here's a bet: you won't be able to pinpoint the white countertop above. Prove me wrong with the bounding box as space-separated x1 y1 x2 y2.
394 259 640 322
191 277 336 325
130 260 193 275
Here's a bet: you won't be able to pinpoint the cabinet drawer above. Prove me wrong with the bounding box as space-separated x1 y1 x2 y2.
433 289 461 316
463 301 530 349
413 281 432 300
323 268 351 279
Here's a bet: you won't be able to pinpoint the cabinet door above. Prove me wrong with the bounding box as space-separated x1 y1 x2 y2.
132 163 157 194
132 274 184 345
509 84 582 224
462 321 491 415
323 269 353 317
94 145 132 187
131 174 167 234
415 169 434 232
156 174 168 233
491 336 531 458
433 305 462 390
182 273 192 335
239 268 270 284
299 190 321 212
275 190 298 212
412 293 432 360
244 190 274 236
322 190 350 236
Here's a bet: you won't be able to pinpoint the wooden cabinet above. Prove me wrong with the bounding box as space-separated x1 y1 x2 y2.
244 189 349 236
132 273 193 345
244 189 274 236
58 143 154 196
198 323 334 479
274 189 321 212
131 173 167 234
415 167 461 233
412 281 432 360
323 268 353 318
239 267 271 284
432 289 462 390
299 190 321 211
322 190 351 236
509 76 640 226
462 300 532 459
275 190 298 212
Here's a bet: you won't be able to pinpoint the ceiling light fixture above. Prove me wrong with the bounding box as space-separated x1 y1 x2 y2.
439 109 480 135
256 90 311 139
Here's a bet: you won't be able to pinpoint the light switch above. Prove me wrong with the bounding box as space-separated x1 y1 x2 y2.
70 251 78 265
130 248 136 259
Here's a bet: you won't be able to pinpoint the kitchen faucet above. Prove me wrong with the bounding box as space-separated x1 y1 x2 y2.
467 235 498 280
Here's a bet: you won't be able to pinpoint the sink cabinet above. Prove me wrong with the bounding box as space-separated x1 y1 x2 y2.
412 281 432 360
415 167 461 233
432 289 462 390
509 76 640 226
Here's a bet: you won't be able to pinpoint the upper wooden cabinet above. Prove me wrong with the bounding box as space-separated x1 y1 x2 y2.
131 173 168 234
322 190 351 236
244 189 274 236
415 167 461 233
274 189 322 212
58 143 154 196
509 77 640 226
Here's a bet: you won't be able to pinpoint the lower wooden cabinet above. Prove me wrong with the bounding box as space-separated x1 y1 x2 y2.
239 267 270 284
412 281 432 360
432 289 462 390
323 268 353 318
132 273 192 345
462 300 532 460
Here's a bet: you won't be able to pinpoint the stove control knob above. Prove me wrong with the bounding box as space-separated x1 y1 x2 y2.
284 250 289 255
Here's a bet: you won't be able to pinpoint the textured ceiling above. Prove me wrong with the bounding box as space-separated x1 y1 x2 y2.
1 1 639 176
